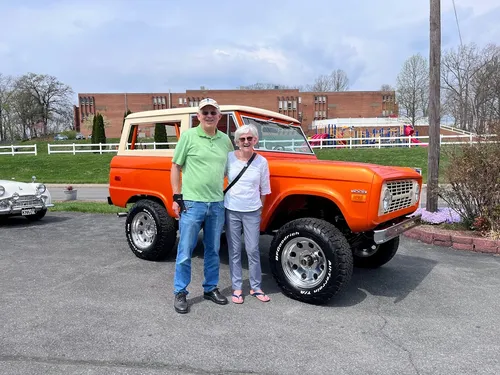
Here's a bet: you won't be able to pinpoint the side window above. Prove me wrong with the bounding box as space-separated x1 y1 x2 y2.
127 122 180 150
190 113 237 142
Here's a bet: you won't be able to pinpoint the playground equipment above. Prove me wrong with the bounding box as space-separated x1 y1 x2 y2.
403 125 425 146
311 117 425 147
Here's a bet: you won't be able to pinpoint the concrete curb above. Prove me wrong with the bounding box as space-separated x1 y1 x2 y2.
404 226 500 254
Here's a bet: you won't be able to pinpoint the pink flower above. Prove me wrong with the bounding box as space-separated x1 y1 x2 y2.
413 207 461 224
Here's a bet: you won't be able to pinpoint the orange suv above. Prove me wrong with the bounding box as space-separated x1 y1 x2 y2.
108 105 422 304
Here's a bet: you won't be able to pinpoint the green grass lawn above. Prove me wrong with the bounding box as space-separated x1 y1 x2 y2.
50 201 129 214
1 140 449 184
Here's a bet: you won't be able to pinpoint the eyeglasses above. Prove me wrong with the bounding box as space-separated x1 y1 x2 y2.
239 136 254 142
202 111 218 116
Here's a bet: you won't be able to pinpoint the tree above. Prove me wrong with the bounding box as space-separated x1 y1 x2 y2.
14 73 73 135
380 84 395 91
306 69 349 92
441 43 500 133
0 74 14 141
95 113 106 144
396 54 429 126
10 88 40 139
154 123 169 149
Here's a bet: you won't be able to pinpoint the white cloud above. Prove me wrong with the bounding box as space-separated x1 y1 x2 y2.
0 0 498 97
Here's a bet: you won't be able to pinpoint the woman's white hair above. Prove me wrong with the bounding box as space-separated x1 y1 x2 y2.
234 124 259 140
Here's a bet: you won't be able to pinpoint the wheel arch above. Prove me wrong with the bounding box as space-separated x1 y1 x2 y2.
264 193 351 235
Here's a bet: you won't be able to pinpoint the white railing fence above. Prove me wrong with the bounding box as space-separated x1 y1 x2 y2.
308 134 498 149
47 142 175 155
1 135 497 156
0 144 37 156
48 143 120 155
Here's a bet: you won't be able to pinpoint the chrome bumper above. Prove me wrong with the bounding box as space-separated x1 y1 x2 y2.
373 213 421 244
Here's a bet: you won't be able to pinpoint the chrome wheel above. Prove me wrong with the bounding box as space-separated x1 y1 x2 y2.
131 211 157 250
281 236 327 289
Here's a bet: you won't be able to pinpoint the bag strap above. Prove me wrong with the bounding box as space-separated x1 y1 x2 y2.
224 153 257 195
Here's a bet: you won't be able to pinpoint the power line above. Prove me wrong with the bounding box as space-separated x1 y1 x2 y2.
452 0 463 46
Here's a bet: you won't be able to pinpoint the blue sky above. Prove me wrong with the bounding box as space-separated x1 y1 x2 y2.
0 0 499 100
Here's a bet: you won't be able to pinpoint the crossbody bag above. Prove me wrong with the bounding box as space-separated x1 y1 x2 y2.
223 152 257 195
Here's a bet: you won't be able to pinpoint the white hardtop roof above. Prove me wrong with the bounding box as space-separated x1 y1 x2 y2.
126 105 300 124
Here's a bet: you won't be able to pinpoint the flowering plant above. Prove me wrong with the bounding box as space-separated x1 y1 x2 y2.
66 185 74 191
412 207 461 225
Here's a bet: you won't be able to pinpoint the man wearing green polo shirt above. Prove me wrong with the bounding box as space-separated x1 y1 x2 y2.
171 98 234 314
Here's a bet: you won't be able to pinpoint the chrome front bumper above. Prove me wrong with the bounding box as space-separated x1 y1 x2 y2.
373 213 421 244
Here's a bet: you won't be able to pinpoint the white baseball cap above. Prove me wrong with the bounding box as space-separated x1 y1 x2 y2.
198 98 220 110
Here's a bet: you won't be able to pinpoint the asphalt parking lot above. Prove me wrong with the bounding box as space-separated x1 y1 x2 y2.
1 212 499 375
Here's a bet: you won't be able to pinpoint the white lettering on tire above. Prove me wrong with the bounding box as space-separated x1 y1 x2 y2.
275 231 299 261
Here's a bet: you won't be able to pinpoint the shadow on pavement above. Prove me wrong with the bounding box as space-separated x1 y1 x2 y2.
157 230 438 309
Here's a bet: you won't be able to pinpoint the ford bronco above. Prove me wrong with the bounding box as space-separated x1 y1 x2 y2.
108 105 422 304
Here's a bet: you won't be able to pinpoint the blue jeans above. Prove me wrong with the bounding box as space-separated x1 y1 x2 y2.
173 200 225 295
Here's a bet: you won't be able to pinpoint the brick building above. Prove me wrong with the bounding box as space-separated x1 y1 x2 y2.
74 89 397 138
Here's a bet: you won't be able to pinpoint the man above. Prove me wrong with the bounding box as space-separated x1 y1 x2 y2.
171 98 234 314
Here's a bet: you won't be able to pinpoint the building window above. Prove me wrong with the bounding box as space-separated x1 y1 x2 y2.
178 98 183 105
287 101 292 110
292 100 297 109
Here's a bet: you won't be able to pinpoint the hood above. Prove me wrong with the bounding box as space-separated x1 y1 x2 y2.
0 179 46 196
268 158 421 184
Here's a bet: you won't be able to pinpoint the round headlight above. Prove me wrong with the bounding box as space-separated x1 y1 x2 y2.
37 184 46 194
383 189 392 211
12 192 20 201
0 186 4 197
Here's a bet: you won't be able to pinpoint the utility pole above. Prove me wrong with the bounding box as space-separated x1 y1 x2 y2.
427 0 441 212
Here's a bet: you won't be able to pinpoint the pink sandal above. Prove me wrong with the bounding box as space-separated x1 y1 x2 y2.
232 293 244 304
250 291 270 302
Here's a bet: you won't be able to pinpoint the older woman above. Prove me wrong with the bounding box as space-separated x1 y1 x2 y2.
224 124 271 304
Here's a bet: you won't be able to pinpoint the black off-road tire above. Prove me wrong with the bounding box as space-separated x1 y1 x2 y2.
352 237 400 268
125 200 177 261
25 209 47 221
269 218 353 305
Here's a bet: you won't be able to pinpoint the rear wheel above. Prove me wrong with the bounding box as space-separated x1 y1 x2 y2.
125 200 177 261
269 218 353 305
352 237 400 268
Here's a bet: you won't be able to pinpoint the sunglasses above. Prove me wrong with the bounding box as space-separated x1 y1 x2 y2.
239 136 254 142
202 111 218 116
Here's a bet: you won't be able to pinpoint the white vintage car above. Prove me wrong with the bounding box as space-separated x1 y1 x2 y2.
0 176 54 221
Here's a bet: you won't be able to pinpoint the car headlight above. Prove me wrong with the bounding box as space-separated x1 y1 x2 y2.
0 186 4 197
12 192 20 201
37 184 46 194
382 189 392 211
414 183 421 203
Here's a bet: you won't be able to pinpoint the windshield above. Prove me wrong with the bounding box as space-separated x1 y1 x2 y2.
241 117 314 154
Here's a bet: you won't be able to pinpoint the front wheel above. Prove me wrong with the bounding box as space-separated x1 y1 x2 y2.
125 200 177 261
269 218 353 305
